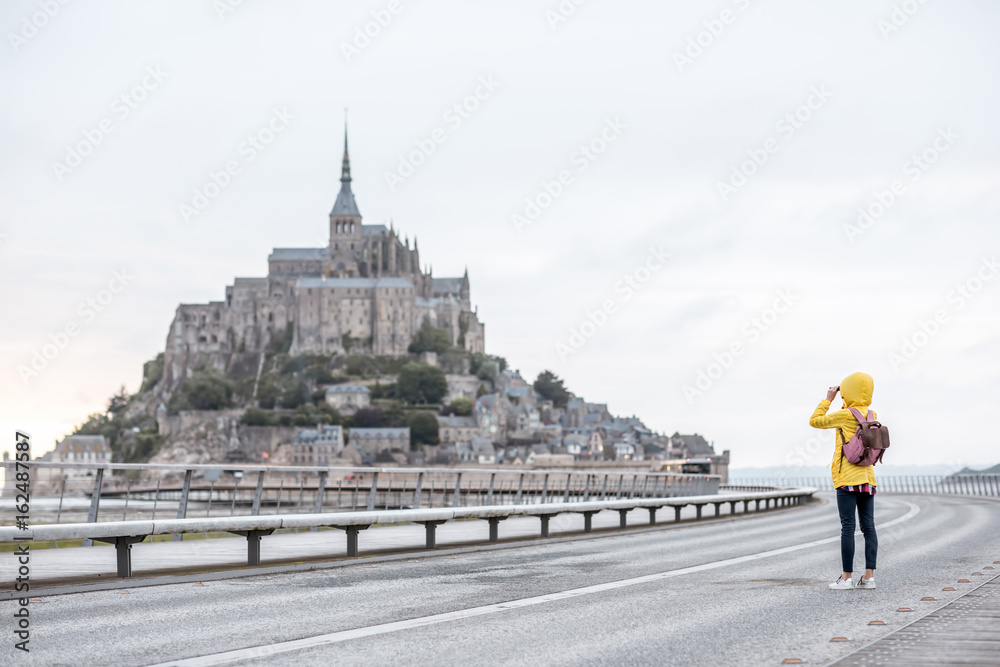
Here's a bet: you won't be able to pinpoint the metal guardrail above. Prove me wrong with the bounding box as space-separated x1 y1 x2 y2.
729 474 1000 496
0 487 816 578
1 462 721 530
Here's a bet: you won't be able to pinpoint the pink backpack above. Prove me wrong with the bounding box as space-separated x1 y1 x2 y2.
840 407 890 468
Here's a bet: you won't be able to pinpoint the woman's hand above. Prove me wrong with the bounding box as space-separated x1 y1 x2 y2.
826 385 840 401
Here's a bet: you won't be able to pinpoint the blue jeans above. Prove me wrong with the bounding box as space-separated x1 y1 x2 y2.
836 488 877 572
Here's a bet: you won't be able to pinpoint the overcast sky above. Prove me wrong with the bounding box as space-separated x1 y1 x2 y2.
2 0 998 470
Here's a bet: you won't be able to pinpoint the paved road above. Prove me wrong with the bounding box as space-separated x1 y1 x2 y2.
2 493 999 666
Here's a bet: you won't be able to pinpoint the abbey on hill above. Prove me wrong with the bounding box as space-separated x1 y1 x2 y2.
164 127 485 384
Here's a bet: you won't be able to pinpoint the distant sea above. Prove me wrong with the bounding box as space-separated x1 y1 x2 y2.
729 463 998 479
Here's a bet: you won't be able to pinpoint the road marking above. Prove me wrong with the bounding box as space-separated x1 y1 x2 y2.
152 502 921 666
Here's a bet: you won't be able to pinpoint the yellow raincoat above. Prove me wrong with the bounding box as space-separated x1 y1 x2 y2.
809 372 878 488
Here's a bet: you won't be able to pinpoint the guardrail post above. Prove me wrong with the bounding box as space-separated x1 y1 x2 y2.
344 525 369 557
516 473 524 504
674 505 684 522
367 472 379 512
487 517 507 542
541 474 549 504
82 468 105 547
173 469 194 541
616 475 624 499
583 474 591 501
641 476 650 498
413 472 424 509
583 511 598 532
601 474 609 501
629 475 638 499
563 474 572 503
420 520 445 548
648 507 657 525
539 514 553 538
755 499 761 511
729 501 737 515
234 529 274 566
713 502 721 517
618 509 629 528
487 473 496 505
695 503 705 519
251 471 266 516
93 535 146 578
452 473 463 508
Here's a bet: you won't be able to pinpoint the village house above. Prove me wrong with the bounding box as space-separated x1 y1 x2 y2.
437 415 481 444
291 425 344 466
349 427 410 461
457 437 496 464
39 435 112 480
324 384 371 415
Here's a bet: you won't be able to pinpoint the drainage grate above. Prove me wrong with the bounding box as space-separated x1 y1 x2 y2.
830 574 1000 665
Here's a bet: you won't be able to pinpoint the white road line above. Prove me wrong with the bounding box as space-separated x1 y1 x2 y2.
151 501 921 667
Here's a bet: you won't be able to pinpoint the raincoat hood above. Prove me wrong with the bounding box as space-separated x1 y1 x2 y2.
840 372 874 410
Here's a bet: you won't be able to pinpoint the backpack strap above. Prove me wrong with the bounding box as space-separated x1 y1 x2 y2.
848 407 871 423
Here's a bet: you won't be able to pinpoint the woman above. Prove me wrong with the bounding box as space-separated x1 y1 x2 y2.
809 372 878 590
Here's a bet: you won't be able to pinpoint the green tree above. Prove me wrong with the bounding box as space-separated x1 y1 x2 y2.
378 400 406 427
139 353 164 393
476 361 498 381
444 397 472 416
241 407 276 426
278 379 310 409
317 402 343 425
351 406 387 428
167 368 235 413
408 316 452 355
407 410 440 449
533 370 571 408
106 385 131 415
397 362 448 404
370 382 398 400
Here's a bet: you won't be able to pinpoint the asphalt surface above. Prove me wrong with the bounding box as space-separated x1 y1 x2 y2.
2 493 999 667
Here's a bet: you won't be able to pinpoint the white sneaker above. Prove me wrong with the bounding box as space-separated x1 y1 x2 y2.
857 576 876 589
829 575 855 590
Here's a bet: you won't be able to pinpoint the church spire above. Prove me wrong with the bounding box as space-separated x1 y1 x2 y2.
330 114 360 218
341 116 351 183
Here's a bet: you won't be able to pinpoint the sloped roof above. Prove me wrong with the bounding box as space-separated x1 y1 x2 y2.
672 433 714 455
57 435 109 452
293 425 342 445
325 385 371 395
349 427 410 439
296 277 414 290
438 416 478 428
269 248 326 261
331 182 360 216
433 277 464 295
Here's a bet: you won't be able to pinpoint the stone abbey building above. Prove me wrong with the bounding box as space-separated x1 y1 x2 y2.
163 128 485 383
